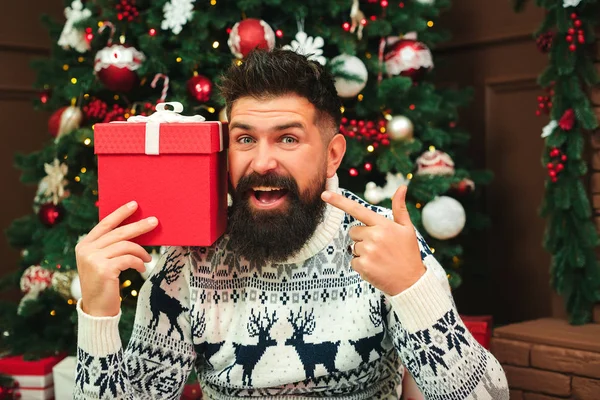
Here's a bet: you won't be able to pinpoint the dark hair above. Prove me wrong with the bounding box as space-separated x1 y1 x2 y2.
218 48 342 140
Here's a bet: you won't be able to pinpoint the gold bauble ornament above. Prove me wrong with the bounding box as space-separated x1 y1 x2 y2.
387 115 414 141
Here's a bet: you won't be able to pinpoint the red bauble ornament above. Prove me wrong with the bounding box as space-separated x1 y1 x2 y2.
48 106 83 139
39 89 51 104
38 203 64 226
384 38 433 81
187 75 213 103
558 109 575 131
452 178 475 196
227 18 276 58
94 45 145 92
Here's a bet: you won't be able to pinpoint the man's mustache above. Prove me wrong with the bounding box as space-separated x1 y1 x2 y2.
234 172 299 196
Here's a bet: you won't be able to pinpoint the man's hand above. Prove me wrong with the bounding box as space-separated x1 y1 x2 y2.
321 186 425 296
75 201 159 317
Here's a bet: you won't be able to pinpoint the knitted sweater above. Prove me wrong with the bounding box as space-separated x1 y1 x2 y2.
75 178 509 400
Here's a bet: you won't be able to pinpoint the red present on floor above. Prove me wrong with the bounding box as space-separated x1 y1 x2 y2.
461 315 493 349
0 354 66 400
95 102 228 247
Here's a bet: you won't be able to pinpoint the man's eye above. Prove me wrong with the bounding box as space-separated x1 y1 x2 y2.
238 136 254 144
281 136 297 144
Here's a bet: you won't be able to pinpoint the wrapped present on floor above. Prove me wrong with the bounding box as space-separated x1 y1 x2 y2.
52 356 76 400
95 102 228 247
0 354 66 400
461 315 493 349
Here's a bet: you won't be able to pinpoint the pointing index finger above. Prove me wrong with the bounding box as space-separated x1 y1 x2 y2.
321 191 388 226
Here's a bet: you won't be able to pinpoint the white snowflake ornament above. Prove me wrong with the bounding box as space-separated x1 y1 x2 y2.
282 31 326 65
541 120 558 138
563 0 582 7
364 172 410 204
58 0 92 53
39 159 68 205
162 0 196 35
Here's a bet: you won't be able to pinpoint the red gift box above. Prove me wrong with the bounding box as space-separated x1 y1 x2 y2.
0 354 66 400
461 315 493 349
94 103 228 247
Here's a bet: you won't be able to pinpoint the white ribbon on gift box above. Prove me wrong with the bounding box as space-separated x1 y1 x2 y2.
125 101 223 155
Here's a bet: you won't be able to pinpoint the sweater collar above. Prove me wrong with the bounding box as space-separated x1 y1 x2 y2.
280 174 345 265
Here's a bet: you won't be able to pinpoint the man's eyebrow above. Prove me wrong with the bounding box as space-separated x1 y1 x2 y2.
229 122 306 131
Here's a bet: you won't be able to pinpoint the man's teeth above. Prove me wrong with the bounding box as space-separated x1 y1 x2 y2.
252 187 282 191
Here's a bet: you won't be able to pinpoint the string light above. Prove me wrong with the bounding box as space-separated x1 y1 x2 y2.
131 290 138 297
92 190 98 195
343 22 351 31
365 52 372 59
407 173 413 179
364 163 372 171
349 168 359 177
367 145 375 152
81 167 87 173
212 41 219 48
207 107 215 113
358 94 364 101
429 145 436 152
84 93 90 99
78 57 84 63
84 138 92 145
71 78 77 84
3 331 9 337
416 203 422 209
74 176 81 182
235 59 243 66
68 299 74 305
399 2 405 7
340 106 345 113
122 280 132 288
149 28 157 36
98 21 104 28
124 112 130 118
427 21 434 27
176 57 182 62
276 29 283 38
409 104 416 110
210 0 217 4
114 95 120 100
381 0 389 7
119 35 126 44
63 64 69 71
50 310 56 316
431 248 435 253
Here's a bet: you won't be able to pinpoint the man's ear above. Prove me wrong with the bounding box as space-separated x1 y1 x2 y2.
326 133 346 178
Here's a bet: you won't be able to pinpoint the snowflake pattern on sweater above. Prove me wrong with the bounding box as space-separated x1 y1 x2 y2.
75 189 508 399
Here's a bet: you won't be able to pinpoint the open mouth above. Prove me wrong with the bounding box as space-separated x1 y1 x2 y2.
251 186 290 208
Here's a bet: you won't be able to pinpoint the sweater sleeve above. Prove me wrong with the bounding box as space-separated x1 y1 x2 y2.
74 247 197 400
384 231 509 400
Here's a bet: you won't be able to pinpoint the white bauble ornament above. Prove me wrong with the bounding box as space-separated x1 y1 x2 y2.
330 54 368 98
70 274 82 301
141 251 161 280
421 196 466 240
387 115 414 141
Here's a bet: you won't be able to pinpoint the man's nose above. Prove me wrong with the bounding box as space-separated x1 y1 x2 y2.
250 143 278 175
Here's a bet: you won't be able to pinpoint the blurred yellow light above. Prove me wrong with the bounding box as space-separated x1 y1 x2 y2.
84 93 90 99
84 138 92 145
120 297 123 302
416 203 422 209
365 52 372 59
210 0 217 4
124 113 130 118
431 248 435 253
119 35 126 44
212 41 219 48
80 167 87 173
131 290 138 297
63 64 69 71
67 299 74 305
91 124 96 130
176 57 182 62
380 127 386 133
78 57 84 63
427 21 434 27
114 95 120 100
63 155 68 160
367 145 374 152
453 256 460 264
340 106 345 113
357 94 364 101
92 190 98 195
429 145 436 152
98 21 104 28
236 59 243 66
50 310 56 316
74 176 81 182
123 280 132 288
207 107 215 113
407 173 413 180
384 114 393 121
71 78 77 84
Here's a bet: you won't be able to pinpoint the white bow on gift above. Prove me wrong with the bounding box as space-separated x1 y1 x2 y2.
125 102 218 155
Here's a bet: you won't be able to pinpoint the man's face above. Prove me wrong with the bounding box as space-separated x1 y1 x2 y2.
226 94 330 263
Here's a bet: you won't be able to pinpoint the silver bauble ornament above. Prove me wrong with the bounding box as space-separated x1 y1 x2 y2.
387 115 414 141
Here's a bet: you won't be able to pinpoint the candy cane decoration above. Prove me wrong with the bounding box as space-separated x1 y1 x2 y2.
98 21 116 46
151 73 170 103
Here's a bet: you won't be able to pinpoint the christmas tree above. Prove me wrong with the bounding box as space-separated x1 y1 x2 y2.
1 0 491 358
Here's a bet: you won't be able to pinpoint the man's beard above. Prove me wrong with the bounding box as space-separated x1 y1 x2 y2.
227 171 327 265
